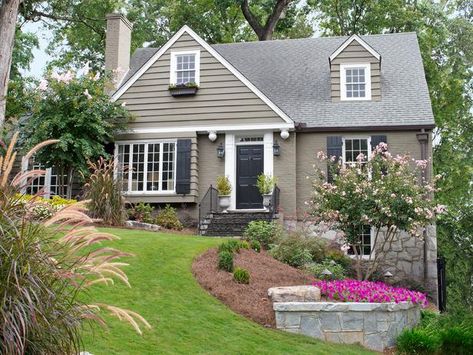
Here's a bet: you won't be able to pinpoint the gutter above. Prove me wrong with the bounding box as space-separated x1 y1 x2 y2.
295 123 436 132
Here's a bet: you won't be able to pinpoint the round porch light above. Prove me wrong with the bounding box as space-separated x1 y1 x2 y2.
208 131 217 142
280 129 289 140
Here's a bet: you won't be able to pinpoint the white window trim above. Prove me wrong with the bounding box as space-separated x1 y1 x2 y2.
115 140 178 195
342 136 372 165
170 50 201 86
340 63 371 101
346 227 376 260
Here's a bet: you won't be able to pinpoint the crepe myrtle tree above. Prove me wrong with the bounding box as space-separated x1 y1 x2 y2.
310 143 445 280
24 66 132 198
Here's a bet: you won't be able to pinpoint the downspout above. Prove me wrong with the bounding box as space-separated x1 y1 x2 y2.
416 130 429 289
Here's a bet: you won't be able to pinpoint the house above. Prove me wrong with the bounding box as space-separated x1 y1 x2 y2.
106 14 437 297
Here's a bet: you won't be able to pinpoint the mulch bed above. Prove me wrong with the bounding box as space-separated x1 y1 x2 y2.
192 248 315 328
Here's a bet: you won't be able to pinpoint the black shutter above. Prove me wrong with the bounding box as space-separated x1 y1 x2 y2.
176 139 192 195
371 135 387 151
326 136 343 183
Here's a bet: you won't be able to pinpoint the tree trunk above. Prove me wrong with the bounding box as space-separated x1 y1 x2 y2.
0 0 21 127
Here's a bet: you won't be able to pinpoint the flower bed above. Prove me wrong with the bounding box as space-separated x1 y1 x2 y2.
313 279 428 307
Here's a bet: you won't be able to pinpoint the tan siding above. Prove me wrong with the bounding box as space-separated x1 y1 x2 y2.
197 133 225 204
273 133 297 218
295 131 431 219
331 41 381 102
120 33 285 129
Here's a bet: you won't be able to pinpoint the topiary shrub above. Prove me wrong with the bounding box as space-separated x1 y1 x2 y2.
397 328 441 354
233 267 250 284
250 240 261 253
155 204 183 230
305 259 347 280
218 240 241 254
218 250 234 272
243 221 283 249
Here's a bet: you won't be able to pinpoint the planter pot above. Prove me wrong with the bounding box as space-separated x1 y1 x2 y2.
262 193 272 210
169 86 198 97
219 195 231 213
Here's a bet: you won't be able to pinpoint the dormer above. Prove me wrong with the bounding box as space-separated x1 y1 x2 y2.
329 35 381 102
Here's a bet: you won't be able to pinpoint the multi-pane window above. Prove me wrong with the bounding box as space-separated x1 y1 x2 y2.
345 67 366 98
26 159 68 197
343 138 370 166
117 142 176 193
175 54 196 84
347 226 372 257
341 64 371 100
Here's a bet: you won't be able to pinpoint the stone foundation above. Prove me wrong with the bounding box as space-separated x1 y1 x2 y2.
274 301 420 352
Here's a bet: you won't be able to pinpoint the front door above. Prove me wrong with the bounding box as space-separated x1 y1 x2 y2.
236 145 264 209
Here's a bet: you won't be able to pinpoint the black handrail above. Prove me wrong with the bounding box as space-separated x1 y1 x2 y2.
270 185 280 218
198 185 219 229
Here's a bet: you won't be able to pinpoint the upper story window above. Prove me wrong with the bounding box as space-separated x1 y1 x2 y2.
170 51 200 85
340 63 371 101
343 137 371 166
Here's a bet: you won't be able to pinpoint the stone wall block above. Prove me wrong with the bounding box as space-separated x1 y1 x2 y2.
320 313 341 331
340 313 364 331
300 316 323 339
325 331 364 345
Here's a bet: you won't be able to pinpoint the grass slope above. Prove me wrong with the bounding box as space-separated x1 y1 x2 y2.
81 228 373 354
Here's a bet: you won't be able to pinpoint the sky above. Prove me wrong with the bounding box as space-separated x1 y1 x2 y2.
22 21 52 78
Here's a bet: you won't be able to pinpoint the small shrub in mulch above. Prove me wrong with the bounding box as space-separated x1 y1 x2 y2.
218 240 241 254
217 250 234 272
233 268 250 284
192 248 315 327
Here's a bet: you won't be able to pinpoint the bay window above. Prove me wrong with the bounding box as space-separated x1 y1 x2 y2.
116 141 176 193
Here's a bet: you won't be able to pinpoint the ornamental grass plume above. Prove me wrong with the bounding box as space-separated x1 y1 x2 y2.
313 279 428 307
0 135 150 355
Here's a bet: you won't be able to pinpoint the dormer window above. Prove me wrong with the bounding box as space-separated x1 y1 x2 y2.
340 63 371 101
170 50 200 85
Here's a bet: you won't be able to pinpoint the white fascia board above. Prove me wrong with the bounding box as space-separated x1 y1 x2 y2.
111 25 294 125
128 122 294 134
329 34 381 62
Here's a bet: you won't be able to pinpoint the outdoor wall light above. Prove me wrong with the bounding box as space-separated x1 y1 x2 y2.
280 129 289 140
273 140 281 156
208 131 217 142
216 143 225 158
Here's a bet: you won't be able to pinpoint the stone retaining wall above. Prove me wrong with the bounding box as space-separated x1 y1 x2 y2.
274 301 420 352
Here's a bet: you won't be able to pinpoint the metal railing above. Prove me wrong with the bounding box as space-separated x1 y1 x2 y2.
198 185 219 228
269 185 280 218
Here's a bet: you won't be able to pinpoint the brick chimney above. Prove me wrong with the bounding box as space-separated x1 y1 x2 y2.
105 13 132 87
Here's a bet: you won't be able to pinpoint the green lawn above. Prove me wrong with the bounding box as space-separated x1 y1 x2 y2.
81 228 373 354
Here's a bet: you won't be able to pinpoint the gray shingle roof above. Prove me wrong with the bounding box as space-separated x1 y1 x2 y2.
122 33 435 128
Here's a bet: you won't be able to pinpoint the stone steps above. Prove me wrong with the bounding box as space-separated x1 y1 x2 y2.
199 211 275 237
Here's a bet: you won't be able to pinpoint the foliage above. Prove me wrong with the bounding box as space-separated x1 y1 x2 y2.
216 175 232 195
218 239 241 254
16 194 77 220
239 240 250 250
233 267 250 284
243 220 283 249
155 204 183 230
130 202 154 224
23 68 132 196
0 134 149 354
311 145 443 280
270 234 313 268
218 250 234 272
306 259 347 280
314 280 428 307
83 157 126 226
250 239 261 252
397 311 473 354
169 82 199 89
256 173 277 194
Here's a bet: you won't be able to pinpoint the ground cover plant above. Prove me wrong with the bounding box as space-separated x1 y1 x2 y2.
80 229 371 354
243 220 283 249
233 267 250 284
397 311 473 354
314 280 428 307
155 204 183 230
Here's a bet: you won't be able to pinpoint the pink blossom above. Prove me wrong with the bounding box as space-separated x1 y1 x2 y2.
434 204 447 214
356 153 366 162
317 151 327 160
38 79 48 91
415 160 428 169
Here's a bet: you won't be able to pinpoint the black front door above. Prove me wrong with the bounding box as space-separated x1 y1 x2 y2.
236 145 264 209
